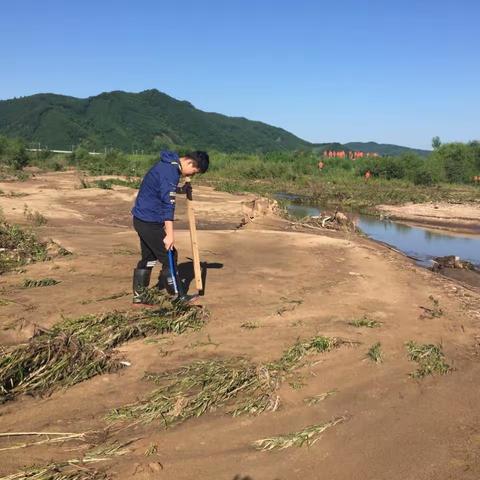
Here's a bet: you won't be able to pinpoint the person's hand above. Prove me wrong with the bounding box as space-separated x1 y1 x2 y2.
163 234 174 251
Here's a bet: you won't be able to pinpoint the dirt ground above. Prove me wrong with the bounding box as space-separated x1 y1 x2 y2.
377 202 480 233
1 171 480 480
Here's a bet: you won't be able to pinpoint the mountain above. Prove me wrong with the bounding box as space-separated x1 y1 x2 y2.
344 142 430 157
0 90 431 156
0 90 310 153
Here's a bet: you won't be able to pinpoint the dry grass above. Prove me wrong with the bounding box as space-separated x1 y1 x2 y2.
0 295 205 402
252 416 347 451
23 278 60 288
108 358 279 426
0 440 129 480
304 390 337 406
348 316 382 328
268 335 354 373
108 334 354 427
0 220 49 274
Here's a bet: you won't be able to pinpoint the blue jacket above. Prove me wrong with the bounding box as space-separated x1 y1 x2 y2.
132 151 181 222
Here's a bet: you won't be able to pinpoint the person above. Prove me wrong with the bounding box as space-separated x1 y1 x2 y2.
131 150 209 305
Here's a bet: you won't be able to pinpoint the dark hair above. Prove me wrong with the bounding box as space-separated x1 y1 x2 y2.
186 151 209 173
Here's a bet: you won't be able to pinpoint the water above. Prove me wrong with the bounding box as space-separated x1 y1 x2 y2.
281 197 480 267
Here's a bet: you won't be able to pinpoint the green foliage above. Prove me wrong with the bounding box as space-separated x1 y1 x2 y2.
0 90 309 153
367 342 383 363
406 341 451 378
432 136 442 150
434 142 475 183
0 135 29 170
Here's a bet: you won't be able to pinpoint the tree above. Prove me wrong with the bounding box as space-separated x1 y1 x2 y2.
432 136 442 150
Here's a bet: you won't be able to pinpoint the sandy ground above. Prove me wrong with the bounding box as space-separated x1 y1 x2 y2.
377 202 480 232
1 171 480 480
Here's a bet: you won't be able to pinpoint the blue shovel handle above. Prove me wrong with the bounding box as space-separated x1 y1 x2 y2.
167 249 179 295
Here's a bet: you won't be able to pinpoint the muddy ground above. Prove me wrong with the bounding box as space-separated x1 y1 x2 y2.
377 201 480 233
1 171 480 480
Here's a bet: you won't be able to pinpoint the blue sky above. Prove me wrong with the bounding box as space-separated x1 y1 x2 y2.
1 0 479 149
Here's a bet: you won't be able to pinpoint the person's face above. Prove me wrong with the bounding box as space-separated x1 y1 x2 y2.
181 159 200 177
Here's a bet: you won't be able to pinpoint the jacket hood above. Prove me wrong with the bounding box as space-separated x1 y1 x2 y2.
160 150 180 164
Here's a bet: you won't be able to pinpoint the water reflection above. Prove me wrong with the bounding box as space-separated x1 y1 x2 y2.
284 202 480 267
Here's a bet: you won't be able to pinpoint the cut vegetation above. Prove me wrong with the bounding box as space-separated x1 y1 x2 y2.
0 220 49 274
0 292 205 402
108 335 354 427
252 416 347 451
22 278 60 288
406 341 452 378
348 317 382 328
367 342 383 363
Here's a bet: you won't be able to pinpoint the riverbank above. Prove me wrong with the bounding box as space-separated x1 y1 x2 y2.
377 201 480 233
1 171 480 479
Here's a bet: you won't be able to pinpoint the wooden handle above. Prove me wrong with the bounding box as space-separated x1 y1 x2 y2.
185 178 203 291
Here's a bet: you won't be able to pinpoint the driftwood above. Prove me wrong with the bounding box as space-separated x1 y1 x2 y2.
296 211 357 233
431 255 476 272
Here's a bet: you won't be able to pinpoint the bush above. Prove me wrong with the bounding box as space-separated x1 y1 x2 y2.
413 167 436 185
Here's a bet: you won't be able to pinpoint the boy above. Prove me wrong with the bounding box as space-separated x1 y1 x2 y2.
131 150 209 304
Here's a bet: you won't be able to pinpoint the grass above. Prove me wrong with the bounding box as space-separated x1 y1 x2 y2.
144 443 158 456
201 168 480 215
252 416 347 451
367 342 383 363
23 205 48 226
419 295 443 319
0 440 129 480
108 334 354 426
0 291 205 401
80 178 142 190
348 316 382 328
267 335 353 373
303 390 337 406
240 321 260 329
0 220 49 274
22 278 60 288
108 358 279 425
406 341 452 378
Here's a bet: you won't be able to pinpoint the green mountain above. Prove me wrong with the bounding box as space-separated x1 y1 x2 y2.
0 89 431 156
0 90 310 153
344 141 430 157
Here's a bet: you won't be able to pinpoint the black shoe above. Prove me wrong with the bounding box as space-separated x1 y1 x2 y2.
132 268 151 304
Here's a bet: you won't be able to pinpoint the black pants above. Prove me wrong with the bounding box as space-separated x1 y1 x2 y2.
133 216 169 271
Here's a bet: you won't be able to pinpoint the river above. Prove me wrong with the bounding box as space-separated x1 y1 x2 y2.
280 198 480 268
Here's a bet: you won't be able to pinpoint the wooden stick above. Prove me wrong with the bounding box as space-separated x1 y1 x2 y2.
185 178 203 291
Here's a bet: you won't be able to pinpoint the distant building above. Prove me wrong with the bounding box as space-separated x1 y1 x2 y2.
323 150 379 159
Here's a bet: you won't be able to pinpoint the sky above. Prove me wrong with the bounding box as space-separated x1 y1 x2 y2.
1 0 479 149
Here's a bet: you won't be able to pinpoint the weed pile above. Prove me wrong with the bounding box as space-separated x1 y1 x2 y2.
108 335 353 426
406 341 451 378
0 296 205 402
0 220 49 274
